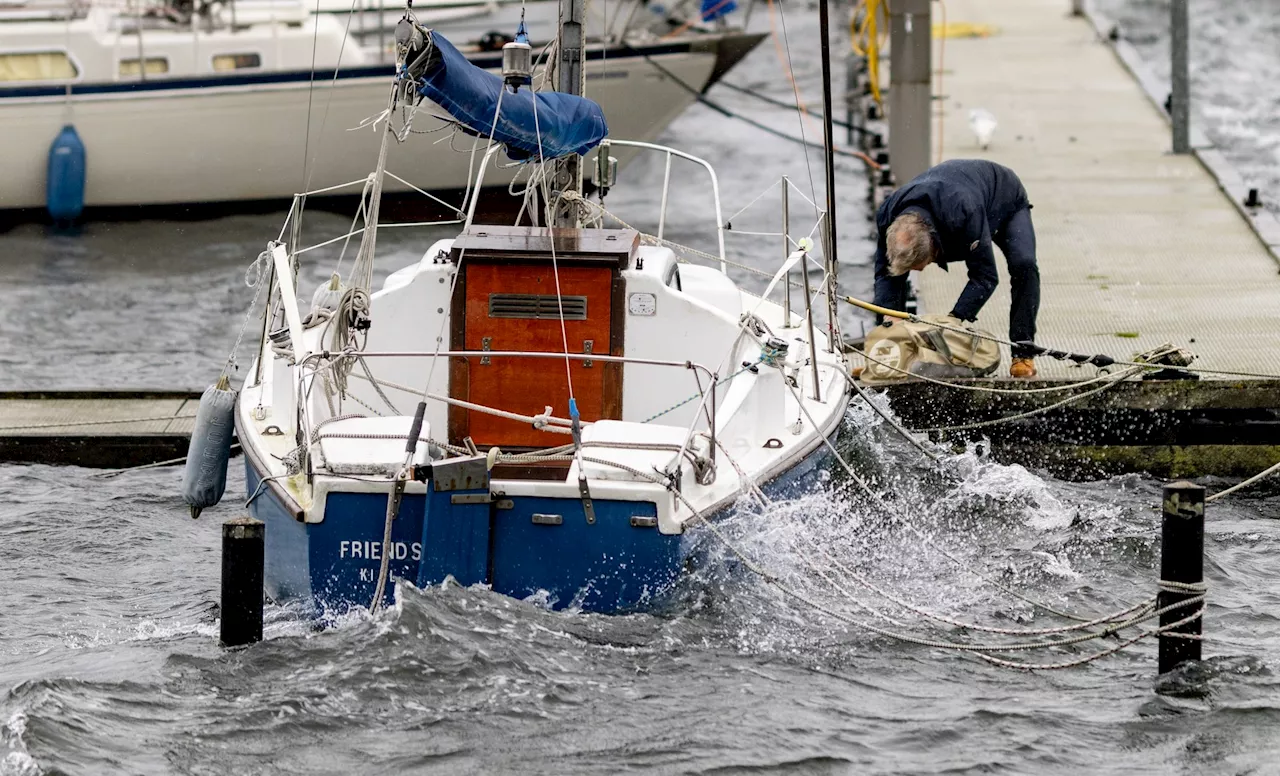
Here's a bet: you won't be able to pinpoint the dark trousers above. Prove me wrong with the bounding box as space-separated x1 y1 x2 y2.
997 207 1040 358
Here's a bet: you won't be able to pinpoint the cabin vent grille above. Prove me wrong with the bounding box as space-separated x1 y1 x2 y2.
488 294 588 320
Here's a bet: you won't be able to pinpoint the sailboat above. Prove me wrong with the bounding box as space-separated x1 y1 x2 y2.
0 0 762 218
201 0 852 616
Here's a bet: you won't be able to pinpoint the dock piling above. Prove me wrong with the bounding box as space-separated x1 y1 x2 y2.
1170 0 1190 154
221 517 265 648
1158 482 1204 674
888 0 932 183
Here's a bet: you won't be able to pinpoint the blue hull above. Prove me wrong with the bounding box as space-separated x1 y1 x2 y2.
244 433 835 616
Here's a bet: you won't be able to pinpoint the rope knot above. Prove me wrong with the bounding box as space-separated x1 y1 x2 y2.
532 406 554 430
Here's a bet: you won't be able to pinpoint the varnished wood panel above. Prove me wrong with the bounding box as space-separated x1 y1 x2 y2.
461 261 619 448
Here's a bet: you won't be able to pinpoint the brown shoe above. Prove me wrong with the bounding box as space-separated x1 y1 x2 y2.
851 365 865 380
1010 357 1037 378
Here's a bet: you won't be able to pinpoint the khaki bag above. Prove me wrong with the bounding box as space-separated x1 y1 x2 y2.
860 314 1001 384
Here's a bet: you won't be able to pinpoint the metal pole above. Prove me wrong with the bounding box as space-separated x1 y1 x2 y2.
552 0 586 227
817 0 840 289
1170 0 1190 154
782 176 792 326
801 254 822 402
1070 0 1084 16
657 154 672 241
823 212 838 353
133 0 146 82
251 259 277 388
1158 481 1205 674
889 0 932 182
221 517 264 648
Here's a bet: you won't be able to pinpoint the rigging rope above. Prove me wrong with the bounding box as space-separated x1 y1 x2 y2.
765 0 825 209
920 366 1145 433
714 79 879 138
629 46 879 168
781 380 1105 623
835 363 942 462
1205 459 1280 502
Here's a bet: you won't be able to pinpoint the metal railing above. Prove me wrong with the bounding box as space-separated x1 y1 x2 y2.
291 348 725 475
606 139 728 273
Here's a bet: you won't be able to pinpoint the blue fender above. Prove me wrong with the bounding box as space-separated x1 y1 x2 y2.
47 125 86 223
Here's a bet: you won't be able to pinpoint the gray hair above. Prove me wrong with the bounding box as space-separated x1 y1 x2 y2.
886 212 934 276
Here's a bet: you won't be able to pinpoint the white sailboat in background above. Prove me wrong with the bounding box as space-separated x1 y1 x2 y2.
0 0 763 220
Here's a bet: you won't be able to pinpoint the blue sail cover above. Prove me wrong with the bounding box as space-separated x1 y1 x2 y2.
418 33 608 160
701 0 737 22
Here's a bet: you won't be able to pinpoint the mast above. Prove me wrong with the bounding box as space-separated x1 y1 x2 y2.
817 0 839 300
551 0 586 227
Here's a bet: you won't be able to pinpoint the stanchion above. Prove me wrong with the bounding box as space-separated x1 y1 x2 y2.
1158 481 1204 673
221 516 265 648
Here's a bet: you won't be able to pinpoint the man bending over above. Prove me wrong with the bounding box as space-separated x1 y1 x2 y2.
872 159 1040 378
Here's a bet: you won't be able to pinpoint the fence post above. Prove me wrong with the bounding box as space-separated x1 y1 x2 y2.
1158 482 1204 674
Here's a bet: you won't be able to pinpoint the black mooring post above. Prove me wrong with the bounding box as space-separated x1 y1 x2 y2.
221 516 265 648
1158 481 1205 674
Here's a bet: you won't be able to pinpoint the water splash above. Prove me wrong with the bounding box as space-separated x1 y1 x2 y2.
0 712 40 776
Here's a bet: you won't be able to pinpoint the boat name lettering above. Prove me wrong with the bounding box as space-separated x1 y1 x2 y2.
339 541 422 561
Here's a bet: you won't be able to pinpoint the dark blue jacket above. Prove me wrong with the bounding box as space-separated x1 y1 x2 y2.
872 159 1029 321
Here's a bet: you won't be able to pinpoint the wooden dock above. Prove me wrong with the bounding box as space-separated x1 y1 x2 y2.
908 0 1280 379
0 391 201 467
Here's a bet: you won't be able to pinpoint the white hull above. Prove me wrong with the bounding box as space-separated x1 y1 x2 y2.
0 46 725 210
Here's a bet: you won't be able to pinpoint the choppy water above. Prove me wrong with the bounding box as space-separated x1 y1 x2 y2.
4 3 1280 774
4 408 1280 775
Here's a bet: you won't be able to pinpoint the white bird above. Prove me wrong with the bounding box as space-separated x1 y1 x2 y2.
969 108 998 150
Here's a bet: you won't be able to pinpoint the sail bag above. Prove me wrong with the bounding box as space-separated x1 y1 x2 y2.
859 315 1000 384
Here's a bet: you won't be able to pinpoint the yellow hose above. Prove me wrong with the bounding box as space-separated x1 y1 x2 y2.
850 0 889 106
841 294 911 320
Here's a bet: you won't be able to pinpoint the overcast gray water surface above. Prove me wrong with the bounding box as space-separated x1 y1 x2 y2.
3 3 1280 774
